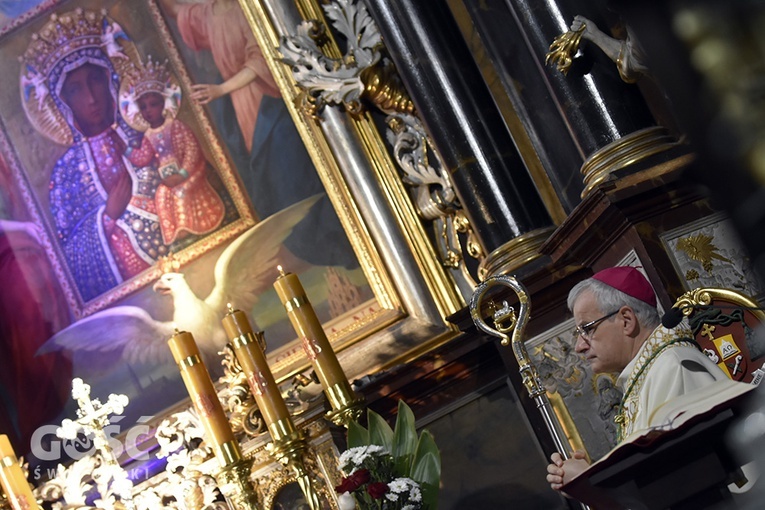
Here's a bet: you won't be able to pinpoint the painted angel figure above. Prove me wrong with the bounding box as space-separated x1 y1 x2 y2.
20 64 48 110
101 18 129 60
158 0 359 272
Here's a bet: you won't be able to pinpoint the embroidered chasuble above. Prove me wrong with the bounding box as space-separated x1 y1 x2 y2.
615 323 729 441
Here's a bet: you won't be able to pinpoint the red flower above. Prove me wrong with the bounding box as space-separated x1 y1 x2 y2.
366 482 389 499
335 477 356 494
335 469 371 493
350 469 371 486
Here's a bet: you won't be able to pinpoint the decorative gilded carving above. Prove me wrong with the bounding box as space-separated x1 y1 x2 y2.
280 0 481 290
545 23 586 76
546 15 649 83
661 213 763 299
675 233 732 273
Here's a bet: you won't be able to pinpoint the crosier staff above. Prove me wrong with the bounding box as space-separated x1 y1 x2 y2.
470 275 590 510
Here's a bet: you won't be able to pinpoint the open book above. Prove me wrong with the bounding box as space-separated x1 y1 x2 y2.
561 380 758 509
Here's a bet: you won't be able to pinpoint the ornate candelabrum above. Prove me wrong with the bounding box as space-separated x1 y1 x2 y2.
213 458 260 510
273 266 365 427
167 329 259 510
0 488 9 510
223 305 322 510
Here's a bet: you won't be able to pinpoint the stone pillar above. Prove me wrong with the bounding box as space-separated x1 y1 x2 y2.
364 0 554 279
456 0 585 213
478 0 681 197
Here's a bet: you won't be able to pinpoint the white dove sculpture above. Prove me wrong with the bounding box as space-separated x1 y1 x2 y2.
37 194 323 369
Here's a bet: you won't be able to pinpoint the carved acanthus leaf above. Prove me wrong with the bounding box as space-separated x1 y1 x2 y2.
322 0 381 67
280 0 381 110
386 114 453 200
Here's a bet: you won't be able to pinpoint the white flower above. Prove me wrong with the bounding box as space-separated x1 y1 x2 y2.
389 477 419 493
338 445 389 473
409 485 422 502
338 492 356 510
385 478 423 507
385 492 399 502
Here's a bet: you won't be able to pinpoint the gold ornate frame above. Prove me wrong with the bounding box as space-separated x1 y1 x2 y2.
0 0 465 452
237 0 464 381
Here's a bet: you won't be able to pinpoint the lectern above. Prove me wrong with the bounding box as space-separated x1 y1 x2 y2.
561 384 757 510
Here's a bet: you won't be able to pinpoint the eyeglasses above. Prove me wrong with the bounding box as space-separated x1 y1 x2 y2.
572 310 620 341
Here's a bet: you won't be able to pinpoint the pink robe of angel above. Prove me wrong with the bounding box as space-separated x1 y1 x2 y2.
177 1 281 152
128 118 225 244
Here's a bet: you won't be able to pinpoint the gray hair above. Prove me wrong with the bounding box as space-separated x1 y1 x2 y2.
567 278 660 330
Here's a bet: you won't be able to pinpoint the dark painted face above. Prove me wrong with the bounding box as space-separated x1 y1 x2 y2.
60 63 114 137
137 92 165 128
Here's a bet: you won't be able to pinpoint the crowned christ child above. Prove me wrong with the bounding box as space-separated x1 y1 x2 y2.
121 56 225 245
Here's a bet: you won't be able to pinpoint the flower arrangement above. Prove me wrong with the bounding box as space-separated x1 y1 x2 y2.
335 401 441 510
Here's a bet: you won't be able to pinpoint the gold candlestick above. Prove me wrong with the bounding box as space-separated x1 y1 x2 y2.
223 306 322 510
223 306 294 439
0 435 41 510
168 329 259 509
273 267 364 427
168 329 241 467
214 459 260 510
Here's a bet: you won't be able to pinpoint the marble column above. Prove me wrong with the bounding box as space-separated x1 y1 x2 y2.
364 0 554 279
472 0 682 198
457 0 585 213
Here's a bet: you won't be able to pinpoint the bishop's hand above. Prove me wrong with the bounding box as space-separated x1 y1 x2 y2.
546 450 589 493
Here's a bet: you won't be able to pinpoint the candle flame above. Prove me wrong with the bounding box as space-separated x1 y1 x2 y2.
172 322 180 334
277 265 285 276
227 302 234 313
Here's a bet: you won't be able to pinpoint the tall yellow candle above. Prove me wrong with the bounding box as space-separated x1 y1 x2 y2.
222 306 296 441
0 435 41 510
167 330 241 467
273 267 355 400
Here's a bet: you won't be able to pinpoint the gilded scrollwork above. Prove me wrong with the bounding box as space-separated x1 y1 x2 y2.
385 112 481 288
280 0 482 291
279 0 385 116
218 345 268 439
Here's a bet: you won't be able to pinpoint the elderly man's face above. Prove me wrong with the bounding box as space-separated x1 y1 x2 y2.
572 290 629 374
60 63 114 137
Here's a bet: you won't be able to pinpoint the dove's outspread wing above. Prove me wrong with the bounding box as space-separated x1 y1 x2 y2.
35 194 323 369
205 194 323 313
37 306 174 365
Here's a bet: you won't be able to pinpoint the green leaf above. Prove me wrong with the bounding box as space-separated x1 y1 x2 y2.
367 408 394 452
347 420 369 449
411 430 441 487
344 400 441 509
411 451 441 510
392 400 418 474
